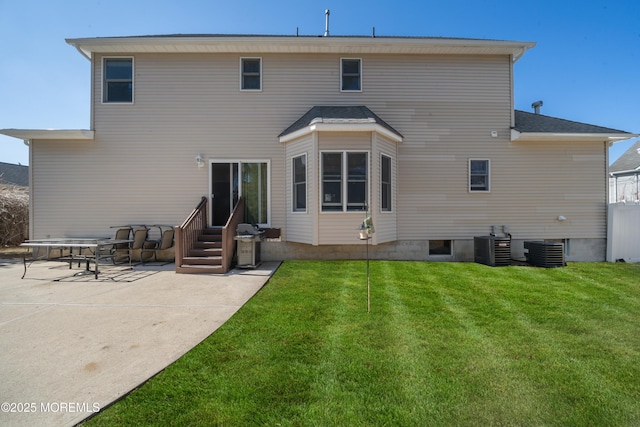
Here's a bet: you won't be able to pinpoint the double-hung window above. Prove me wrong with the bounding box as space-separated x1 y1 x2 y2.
381 155 392 211
292 155 307 212
103 58 133 103
241 58 261 91
469 159 490 192
322 152 368 212
341 58 361 91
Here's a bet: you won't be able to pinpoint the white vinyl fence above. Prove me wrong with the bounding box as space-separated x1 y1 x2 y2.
607 203 640 262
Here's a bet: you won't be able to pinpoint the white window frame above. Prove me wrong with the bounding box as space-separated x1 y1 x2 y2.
102 57 134 104
381 154 392 212
292 154 307 213
340 58 362 92
469 159 491 192
240 57 262 91
321 151 369 212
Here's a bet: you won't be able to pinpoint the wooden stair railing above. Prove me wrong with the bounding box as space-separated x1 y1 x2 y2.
175 196 208 273
221 197 244 273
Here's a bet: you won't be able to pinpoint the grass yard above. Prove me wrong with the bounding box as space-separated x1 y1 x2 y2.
84 261 640 426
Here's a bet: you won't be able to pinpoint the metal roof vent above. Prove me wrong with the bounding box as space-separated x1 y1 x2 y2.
531 100 543 114
324 9 330 37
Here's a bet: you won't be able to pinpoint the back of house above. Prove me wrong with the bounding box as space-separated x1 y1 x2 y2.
2 34 635 264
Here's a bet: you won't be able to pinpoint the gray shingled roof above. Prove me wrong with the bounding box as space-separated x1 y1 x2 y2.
279 106 403 138
610 139 640 173
514 110 630 134
0 162 28 187
94 34 520 43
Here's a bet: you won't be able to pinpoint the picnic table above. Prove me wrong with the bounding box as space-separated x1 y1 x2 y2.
20 238 133 279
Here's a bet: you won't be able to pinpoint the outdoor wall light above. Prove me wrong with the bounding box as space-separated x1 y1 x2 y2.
195 154 205 168
557 215 567 221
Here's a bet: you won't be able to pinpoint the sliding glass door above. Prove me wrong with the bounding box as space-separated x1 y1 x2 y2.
210 161 269 227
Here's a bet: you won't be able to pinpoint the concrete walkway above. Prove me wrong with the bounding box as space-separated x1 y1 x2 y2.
0 257 278 426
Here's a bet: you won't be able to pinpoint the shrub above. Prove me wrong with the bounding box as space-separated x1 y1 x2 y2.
0 184 29 246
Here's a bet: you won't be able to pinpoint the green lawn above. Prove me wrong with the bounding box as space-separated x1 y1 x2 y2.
84 261 640 426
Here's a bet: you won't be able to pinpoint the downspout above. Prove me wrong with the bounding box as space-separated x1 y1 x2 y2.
26 139 34 239
509 55 514 128
605 141 610 204
604 140 610 260
90 54 96 132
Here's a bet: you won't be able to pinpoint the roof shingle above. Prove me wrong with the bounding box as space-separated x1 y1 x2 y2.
0 162 28 187
610 140 640 173
279 106 402 139
514 110 630 134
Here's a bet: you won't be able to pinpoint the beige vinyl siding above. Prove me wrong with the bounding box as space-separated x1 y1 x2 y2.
397 140 607 240
372 134 398 244
31 49 606 248
285 135 315 244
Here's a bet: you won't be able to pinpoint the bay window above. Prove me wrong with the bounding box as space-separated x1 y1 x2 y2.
322 151 368 212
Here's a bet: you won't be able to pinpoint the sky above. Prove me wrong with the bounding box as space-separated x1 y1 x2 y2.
0 0 638 166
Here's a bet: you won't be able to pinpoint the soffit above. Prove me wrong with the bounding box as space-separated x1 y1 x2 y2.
0 129 95 141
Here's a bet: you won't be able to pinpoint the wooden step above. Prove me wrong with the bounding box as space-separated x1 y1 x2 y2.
182 256 222 265
200 229 222 239
193 241 222 249
198 234 222 243
176 264 226 274
189 248 222 257
199 229 221 236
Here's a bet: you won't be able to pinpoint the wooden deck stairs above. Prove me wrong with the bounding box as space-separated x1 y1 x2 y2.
175 196 244 274
177 228 225 274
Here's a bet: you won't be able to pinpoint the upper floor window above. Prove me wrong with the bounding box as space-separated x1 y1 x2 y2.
341 58 361 92
469 159 490 192
322 151 368 212
381 154 392 211
103 58 133 103
293 154 307 212
241 58 262 91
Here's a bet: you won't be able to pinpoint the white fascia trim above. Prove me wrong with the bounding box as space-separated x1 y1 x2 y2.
66 36 536 60
511 129 637 143
280 122 403 144
0 129 95 141
610 169 640 177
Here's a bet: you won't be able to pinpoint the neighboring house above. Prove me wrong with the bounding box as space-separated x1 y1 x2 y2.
1 34 636 268
0 162 28 187
609 140 640 203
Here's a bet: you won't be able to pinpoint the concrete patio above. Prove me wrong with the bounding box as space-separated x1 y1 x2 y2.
0 257 278 426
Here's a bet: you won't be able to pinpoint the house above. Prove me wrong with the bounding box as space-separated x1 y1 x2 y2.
609 140 640 203
1 34 636 270
0 162 29 188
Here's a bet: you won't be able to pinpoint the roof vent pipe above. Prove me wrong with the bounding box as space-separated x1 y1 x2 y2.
532 100 543 114
324 9 330 37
